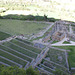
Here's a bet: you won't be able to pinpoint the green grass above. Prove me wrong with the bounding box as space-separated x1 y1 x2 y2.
54 46 75 68
16 38 33 45
43 59 68 73
63 41 70 44
10 39 41 54
51 41 59 44
0 50 27 67
47 25 54 32
0 45 32 62
0 19 49 35
0 31 10 40
3 42 37 58
40 64 54 73
0 57 20 67
46 48 67 67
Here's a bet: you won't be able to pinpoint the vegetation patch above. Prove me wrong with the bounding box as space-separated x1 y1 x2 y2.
0 31 10 40
63 41 71 44
0 19 49 35
54 46 75 68
0 38 42 68
0 66 39 75
37 48 69 75
51 41 59 44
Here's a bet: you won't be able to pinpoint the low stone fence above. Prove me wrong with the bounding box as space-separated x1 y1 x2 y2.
71 67 75 70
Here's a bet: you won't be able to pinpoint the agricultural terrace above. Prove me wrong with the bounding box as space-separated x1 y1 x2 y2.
0 38 42 68
54 46 75 68
37 48 69 75
0 19 49 35
0 31 10 40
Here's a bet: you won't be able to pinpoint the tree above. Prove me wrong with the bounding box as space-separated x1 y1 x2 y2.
44 14 47 21
26 66 39 75
0 65 39 75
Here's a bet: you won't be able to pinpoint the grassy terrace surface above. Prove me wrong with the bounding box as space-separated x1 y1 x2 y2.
3 42 37 58
0 19 49 35
54 46 75 68
16 38 33 45
38 51 69 74
63 41 70 44
40 64 54 73
0 45 32 62
0 39 42 67
10 39 41 54
51 41 59 44
46 48 67 67
0 50 27 67
0 57 20 67
43 59 68 73
0 31 10 40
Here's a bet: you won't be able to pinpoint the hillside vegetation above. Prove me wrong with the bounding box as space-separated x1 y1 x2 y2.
0 0 75 22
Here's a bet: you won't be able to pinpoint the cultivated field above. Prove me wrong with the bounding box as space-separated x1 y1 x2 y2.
0 19 49 35
0 38 42 68
0 31 10 40
0 31 70 74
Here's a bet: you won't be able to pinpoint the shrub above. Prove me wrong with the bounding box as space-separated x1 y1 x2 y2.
35 16 44 21
1 15 57 22
48 18 56 22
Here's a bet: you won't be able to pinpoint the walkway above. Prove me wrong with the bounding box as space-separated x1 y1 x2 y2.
70 41 75 44
30 22 54 39
52 37 68 45
69 24 73 34
33 39 49 45
51 44 75 46
30 47 49 68
51 37 75 46
0 35 27 44
38 23 54 37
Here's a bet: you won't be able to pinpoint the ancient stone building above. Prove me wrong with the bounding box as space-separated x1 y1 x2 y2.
52 31 65 41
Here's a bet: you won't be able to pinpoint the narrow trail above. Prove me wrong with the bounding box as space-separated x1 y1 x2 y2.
69 24 73 34
30 23 54 39
30 47 49 68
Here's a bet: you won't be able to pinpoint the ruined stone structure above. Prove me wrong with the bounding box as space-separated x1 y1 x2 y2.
42 35 51 43
50 21 67 41
52 31 65 41
42 20 73 42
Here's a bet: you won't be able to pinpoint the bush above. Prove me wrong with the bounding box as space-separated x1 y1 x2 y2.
35 16 44 21
1 15 57 22
23 15 35 20
48 18 56 22
0 65 40 75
